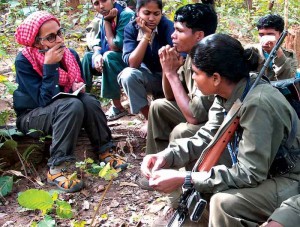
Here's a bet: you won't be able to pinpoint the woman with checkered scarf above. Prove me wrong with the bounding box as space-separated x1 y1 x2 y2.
13 11 127 193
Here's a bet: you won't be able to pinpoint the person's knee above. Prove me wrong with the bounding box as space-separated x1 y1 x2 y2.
170 123 189 140
118 67 141 86
210 192 238 216
150 99 168 116
102 51 118 63
82 52 93 64
58 98 84 118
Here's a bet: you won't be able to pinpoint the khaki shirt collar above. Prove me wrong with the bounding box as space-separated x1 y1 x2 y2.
220 77 250 111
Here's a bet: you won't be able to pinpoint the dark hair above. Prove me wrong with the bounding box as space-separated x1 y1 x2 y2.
190 34 256 83
174 3 217 35
257 14 284 33
136 0 162 12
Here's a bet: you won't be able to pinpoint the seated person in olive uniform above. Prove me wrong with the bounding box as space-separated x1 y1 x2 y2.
141 34 300 226
246 14 298 80
145 3 216 154
82 0 134 121
261 194 300 227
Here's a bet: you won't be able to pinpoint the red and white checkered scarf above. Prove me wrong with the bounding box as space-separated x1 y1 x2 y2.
15 11 83 92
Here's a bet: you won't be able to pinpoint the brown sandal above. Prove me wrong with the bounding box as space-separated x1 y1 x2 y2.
47 171 83 193
99 152 128 171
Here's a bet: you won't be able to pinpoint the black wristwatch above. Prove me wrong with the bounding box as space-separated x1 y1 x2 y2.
183 171 193 189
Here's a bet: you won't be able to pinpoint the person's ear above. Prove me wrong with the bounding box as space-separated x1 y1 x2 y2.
194 31 205 42
212 72 221 86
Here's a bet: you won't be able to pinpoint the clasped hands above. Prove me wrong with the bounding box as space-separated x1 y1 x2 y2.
141 154 186 193
159 45 184 78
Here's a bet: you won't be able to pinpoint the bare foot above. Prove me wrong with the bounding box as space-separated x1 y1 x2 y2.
139 121 148 139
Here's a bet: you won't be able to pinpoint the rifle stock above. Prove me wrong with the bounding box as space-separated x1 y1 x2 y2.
198 118 240 171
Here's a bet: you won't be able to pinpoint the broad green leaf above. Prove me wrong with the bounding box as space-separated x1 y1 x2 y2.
31 221 38 227
3 139 18 150
37 215 55 227
0 49 7 57
85 158 94 164
99 163 118 180
22 144 41 161
0 128 23 137
51 191 59 202
18 189 54 214
3 81 17 94
98 163 110 178
0 176 13 197
71 220 86 227
56 200 73 219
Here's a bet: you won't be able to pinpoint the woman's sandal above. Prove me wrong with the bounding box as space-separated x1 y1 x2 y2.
105 106 128 121
47 171 84 193
99 151 128 171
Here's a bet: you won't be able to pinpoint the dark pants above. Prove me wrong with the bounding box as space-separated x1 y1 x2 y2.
16 93 113 167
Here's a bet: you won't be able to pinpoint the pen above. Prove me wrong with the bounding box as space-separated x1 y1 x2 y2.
38 45 66 53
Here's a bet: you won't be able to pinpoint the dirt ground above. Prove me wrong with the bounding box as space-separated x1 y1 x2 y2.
0 58 169 226
0 111 172 227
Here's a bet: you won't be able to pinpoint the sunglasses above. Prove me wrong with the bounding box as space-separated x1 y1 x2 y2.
39 28 64 43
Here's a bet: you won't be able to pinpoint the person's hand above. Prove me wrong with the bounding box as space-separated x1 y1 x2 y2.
44 43 65 64
159 45 183 78
93 54 103 72
149 169 185 193
260 35 284 57
140 154 166 179
260 221 283 227
136 16 152 37
104 8 118 22
72 81 85 93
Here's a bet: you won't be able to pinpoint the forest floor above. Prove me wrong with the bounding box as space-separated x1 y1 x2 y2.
0 58 169 226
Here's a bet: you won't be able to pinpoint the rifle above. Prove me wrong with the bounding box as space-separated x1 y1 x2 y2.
167 30 288 227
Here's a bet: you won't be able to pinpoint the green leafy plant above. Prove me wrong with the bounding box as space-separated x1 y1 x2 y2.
18 189 73 224
0 176 13 197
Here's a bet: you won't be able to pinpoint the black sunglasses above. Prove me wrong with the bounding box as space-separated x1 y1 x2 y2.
39 28 64 43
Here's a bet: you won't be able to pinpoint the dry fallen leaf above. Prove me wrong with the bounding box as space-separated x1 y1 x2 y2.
110 200 120 208
95 185 105 193
82 200 90 210
120 182 139 187
147 201 166 213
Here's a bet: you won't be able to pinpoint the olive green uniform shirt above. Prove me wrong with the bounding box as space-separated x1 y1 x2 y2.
160 77 300 193
269 194 300 227
246 44 298 80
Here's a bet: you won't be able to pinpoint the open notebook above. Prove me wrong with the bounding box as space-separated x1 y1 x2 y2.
52 84 86 100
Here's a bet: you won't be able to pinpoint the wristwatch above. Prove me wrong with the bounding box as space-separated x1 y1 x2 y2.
183 171 193 189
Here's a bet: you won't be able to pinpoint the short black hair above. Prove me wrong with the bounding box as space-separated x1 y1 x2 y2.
136 0 162 12
174 3 217 36
257 14 284 33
